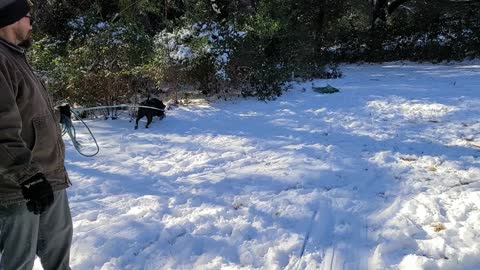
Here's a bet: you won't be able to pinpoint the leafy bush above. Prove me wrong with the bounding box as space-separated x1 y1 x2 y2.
152 21 248 98
30 15 154 107
28 0 480 106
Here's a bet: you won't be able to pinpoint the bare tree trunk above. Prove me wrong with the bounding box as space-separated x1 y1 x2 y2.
313 0 327 57
370 0 388 30
370 0 411 29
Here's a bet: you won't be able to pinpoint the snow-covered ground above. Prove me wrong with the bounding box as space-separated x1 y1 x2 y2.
35 63 480 270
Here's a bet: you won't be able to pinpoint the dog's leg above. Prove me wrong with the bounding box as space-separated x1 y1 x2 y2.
135 112 143 129
146 114 153 128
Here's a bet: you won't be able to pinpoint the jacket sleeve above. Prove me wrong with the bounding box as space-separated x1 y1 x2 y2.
0 61 42 186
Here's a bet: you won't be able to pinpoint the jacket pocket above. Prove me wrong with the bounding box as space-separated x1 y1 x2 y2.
32 115 63 173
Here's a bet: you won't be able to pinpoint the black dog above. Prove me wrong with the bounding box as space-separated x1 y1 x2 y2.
135 98 166 129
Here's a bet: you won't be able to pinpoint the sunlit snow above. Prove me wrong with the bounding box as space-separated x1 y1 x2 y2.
33 62 480 270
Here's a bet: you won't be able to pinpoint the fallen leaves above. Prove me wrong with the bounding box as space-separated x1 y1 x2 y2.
431 223 446 232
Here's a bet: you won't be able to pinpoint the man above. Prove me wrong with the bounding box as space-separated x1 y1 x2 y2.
0 0 73 269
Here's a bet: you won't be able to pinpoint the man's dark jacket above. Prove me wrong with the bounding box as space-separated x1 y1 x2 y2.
0 38 70 205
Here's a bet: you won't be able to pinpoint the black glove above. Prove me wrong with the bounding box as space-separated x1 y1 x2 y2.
21 173 54 215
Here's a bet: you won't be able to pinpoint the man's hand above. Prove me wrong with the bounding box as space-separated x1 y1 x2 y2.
21 173 54 215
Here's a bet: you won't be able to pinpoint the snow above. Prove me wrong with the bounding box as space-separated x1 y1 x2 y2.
96 22 106 30
170 45 194 62
68 17 86 29
34 62 480 269
156 22 245 79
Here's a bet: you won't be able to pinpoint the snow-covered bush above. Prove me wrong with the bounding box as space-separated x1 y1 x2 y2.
152 22 247 97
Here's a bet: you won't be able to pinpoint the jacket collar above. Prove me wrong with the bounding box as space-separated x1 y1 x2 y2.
0 37 25 54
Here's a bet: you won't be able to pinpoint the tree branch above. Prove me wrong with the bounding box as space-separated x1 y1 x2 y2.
387 0 410 15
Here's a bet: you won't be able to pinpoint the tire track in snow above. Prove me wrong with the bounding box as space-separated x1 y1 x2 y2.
292 193 372 270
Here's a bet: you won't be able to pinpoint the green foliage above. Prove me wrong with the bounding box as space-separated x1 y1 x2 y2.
228 36 288 100
28 0 480 106
152 21 251 98
29 14 153 106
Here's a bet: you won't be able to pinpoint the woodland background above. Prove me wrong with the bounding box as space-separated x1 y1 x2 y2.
29 0 480 104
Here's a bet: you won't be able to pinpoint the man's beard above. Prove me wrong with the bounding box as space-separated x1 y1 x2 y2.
19 37 32 49
17 29 33 49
